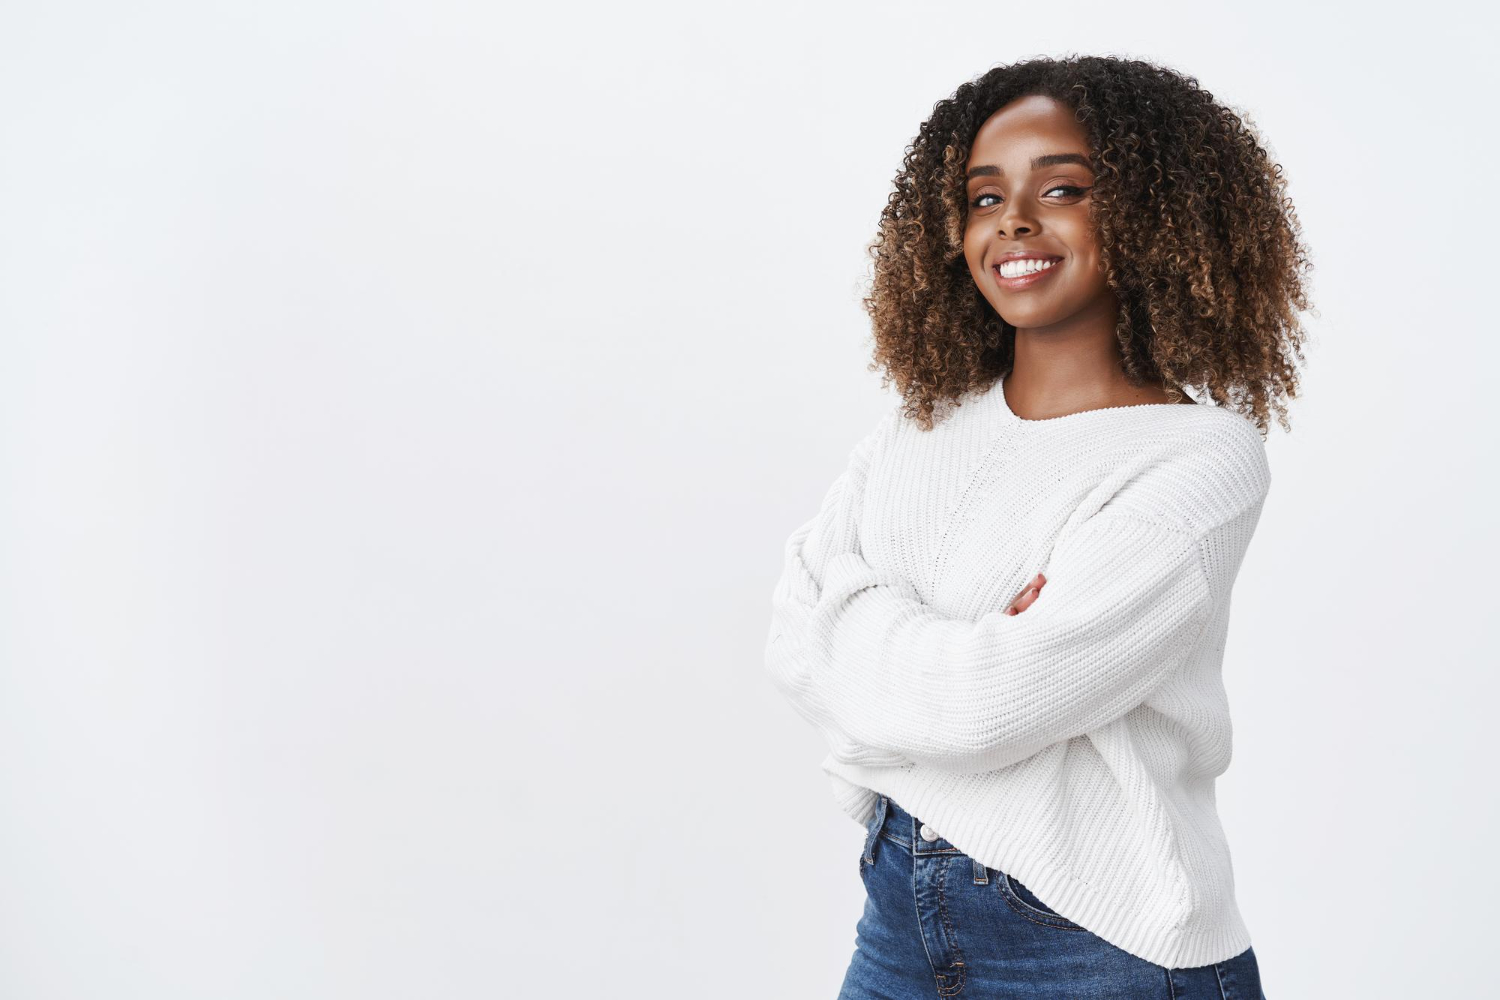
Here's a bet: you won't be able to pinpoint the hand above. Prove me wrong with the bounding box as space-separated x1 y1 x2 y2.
1005 572 1046 615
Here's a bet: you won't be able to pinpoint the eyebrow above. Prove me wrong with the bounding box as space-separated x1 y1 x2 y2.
966 153 1093 181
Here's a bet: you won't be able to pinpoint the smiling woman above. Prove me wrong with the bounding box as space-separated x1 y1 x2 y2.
766 53 1313 999
965 143 1098 302
856 56 1311 434
959 96 1210 417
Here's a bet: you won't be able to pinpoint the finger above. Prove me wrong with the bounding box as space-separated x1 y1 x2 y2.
1006 573 1048 615
1014 586 1040 612
1009 575 1042 606
1007 585 1038 615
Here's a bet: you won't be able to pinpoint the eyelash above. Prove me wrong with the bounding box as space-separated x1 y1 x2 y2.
971 185 1087 209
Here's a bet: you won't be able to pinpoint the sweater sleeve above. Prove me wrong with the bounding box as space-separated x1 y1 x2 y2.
764 418 910 768
800 509 1226 773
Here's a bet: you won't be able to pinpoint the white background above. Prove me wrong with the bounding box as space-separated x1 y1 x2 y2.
2 1 1495 996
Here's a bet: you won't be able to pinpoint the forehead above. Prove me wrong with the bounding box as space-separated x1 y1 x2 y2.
968 95 1090 166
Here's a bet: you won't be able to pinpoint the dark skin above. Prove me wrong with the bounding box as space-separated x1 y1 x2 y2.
963 95 1195 615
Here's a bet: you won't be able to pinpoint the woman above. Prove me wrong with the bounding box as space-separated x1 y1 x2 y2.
765 55 1310 998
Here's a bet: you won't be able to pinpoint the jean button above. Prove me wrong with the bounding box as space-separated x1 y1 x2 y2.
919 823 938 842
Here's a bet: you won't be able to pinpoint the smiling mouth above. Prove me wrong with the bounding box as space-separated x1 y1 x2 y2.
991 257 1064 293
994 258 1062 279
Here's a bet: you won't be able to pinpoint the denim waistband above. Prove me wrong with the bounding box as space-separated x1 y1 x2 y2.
862 794 967 863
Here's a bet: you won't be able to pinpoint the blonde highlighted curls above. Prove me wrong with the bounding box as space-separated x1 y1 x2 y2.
861 55 1313 434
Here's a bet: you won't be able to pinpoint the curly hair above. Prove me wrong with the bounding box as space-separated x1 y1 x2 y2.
861 55 1313 435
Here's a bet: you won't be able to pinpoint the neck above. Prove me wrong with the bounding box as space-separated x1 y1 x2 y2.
1005 328 1182 420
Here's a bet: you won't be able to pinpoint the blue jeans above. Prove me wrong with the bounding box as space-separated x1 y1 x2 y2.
838 794 1266 999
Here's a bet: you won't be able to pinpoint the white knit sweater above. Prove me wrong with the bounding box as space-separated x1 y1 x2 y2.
765 375 1271 969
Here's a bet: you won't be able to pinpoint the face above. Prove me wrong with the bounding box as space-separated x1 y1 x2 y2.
962 95 1116 333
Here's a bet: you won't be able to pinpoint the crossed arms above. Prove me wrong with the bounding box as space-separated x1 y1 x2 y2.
764 423 1233 774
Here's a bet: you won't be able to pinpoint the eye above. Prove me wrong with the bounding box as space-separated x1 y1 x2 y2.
969 184 1089 209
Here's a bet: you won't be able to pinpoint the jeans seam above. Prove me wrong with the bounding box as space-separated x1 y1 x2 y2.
997 873 1085 931
933 857 966 996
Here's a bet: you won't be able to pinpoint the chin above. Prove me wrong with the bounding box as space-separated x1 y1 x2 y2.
992 303 1062 329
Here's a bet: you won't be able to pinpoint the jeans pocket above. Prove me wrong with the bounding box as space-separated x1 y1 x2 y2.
998 871 1085 930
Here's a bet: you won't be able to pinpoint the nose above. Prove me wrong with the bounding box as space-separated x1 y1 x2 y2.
996 201 1037 237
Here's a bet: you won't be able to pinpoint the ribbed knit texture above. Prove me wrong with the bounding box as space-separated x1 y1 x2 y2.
765 376 1271 969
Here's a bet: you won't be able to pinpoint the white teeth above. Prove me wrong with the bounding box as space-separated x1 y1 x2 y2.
998 258 1058 278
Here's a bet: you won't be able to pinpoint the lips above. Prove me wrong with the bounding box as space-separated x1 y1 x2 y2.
991 256 1063 290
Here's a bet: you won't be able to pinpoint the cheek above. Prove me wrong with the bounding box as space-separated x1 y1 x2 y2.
1070 223 1104 271
962 234 985 279
1058 227 1103 279
1081 246 1109 280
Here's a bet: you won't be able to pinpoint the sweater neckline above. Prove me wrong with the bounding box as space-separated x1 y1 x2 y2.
995 375 1198 425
